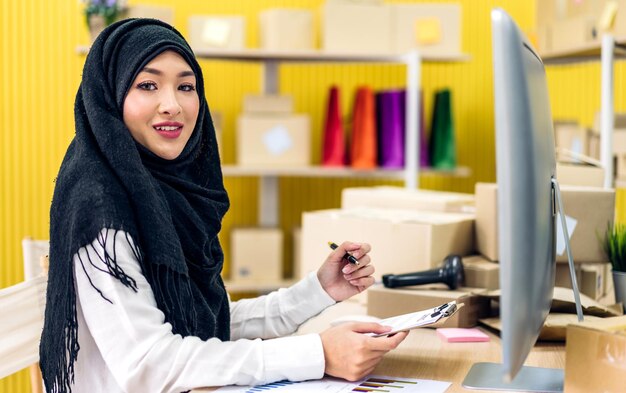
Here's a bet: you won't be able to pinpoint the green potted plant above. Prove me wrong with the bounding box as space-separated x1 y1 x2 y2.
603 222 626 311
83 0 126 42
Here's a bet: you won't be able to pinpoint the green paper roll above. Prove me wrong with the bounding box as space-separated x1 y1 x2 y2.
429 89 456 169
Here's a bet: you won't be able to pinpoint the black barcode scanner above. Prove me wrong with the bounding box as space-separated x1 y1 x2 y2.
382 255 465 289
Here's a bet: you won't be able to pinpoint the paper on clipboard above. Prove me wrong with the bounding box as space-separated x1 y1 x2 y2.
370 301 464 337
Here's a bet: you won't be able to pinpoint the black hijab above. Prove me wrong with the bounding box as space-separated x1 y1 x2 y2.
40 18 230 393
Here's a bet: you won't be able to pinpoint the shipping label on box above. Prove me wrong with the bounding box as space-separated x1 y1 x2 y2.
341 186 475 213
322 3 393 54
300 208 475 280
391 3 461 56
189 16 245 51
259 9 315 50
463 255 499 290
475 183 615 263
237 114 310 167
366 284 490 328
231 228 283 282
564 316 626 393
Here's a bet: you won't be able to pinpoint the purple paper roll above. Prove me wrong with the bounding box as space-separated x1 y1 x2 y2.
376 90 405 168
419 90 430 167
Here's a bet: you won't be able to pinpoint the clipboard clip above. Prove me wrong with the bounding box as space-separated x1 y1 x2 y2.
429 301 457 319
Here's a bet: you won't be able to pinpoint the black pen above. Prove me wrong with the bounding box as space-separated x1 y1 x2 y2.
328 242 360 265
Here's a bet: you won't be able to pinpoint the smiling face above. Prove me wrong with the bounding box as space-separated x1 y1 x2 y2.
123 50 200 160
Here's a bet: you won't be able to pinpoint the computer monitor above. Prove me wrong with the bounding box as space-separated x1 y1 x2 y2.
462 8 582 392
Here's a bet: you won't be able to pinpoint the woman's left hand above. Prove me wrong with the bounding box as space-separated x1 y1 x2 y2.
317 242 374 302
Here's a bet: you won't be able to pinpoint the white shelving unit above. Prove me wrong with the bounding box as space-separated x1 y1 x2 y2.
542 35 626 189
190 48 470 227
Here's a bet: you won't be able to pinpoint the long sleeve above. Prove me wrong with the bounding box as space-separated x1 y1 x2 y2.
229 271 336 340
73 229 328 393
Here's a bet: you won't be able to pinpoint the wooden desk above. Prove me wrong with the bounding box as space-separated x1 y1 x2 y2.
194 300 565 393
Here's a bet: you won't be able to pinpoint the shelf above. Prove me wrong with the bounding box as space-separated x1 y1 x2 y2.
221 165 471 178
223 279 296 293
76 45 471 63
540 37 626 64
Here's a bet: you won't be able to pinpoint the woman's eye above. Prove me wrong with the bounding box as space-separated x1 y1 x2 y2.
137 81 157 91
179 84 196 92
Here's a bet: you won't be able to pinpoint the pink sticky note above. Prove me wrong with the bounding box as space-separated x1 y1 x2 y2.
436 328 490 343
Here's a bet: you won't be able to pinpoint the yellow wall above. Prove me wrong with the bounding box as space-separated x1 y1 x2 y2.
1 0 625 391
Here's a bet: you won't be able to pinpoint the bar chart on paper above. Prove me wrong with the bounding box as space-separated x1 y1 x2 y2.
216 375 451 392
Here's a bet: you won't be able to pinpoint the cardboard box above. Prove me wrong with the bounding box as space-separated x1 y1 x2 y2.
322 2 392 54
366 284 490 328
188 16 245 50
231 228 283 282
593 112 626 154
550 16 598 53
259 9 314 50
556 162 604 187
300 208 475 280
616 154 626 179
475 183 498 261
237 114 310 167
292 227 301 279
463 255 499 290
242 94 294 114
391 3 461 56
536 24 552 53
211 111 223 158
564 316 626 393
557 186 615 262
555 263 582 289
536 0 562 29
581 263 610 300
341 186 475 213
555 121 588 156
475 183 615 263
126 5 174 25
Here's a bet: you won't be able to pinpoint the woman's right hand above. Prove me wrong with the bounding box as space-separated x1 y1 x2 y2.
319 322 409 381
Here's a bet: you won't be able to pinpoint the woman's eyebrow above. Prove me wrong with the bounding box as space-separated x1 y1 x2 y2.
140 67 194 78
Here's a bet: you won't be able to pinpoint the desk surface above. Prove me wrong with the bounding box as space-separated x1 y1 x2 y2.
194 300 565 393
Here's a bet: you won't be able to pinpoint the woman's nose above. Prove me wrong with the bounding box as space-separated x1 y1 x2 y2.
158 90 182 116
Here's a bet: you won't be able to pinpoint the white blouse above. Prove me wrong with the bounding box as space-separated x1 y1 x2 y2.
71 228 336 393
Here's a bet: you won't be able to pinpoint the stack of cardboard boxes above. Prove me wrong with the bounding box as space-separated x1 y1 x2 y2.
299 186 492 328
322 1 461 56
475 182 616 303
536 0 626 55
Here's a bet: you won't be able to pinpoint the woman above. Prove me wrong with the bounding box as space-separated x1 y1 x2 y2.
40 18 407 393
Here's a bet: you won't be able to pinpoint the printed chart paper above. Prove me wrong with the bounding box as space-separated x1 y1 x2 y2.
216 375 451 392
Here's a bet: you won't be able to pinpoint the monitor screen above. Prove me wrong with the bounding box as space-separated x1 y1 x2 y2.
463 8 564 392
492 8 556 382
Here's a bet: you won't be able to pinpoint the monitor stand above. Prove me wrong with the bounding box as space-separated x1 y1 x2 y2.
462 179 583 392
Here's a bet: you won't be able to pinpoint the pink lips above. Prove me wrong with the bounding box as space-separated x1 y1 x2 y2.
153 122 183 139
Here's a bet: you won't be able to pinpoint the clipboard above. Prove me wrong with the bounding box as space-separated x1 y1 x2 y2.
370 301 464 337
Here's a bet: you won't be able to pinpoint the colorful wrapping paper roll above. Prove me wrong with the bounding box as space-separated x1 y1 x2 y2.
419 89 430 167
376 90 405 168
322 85 346 166
350 86 377 168
429 89 456 169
